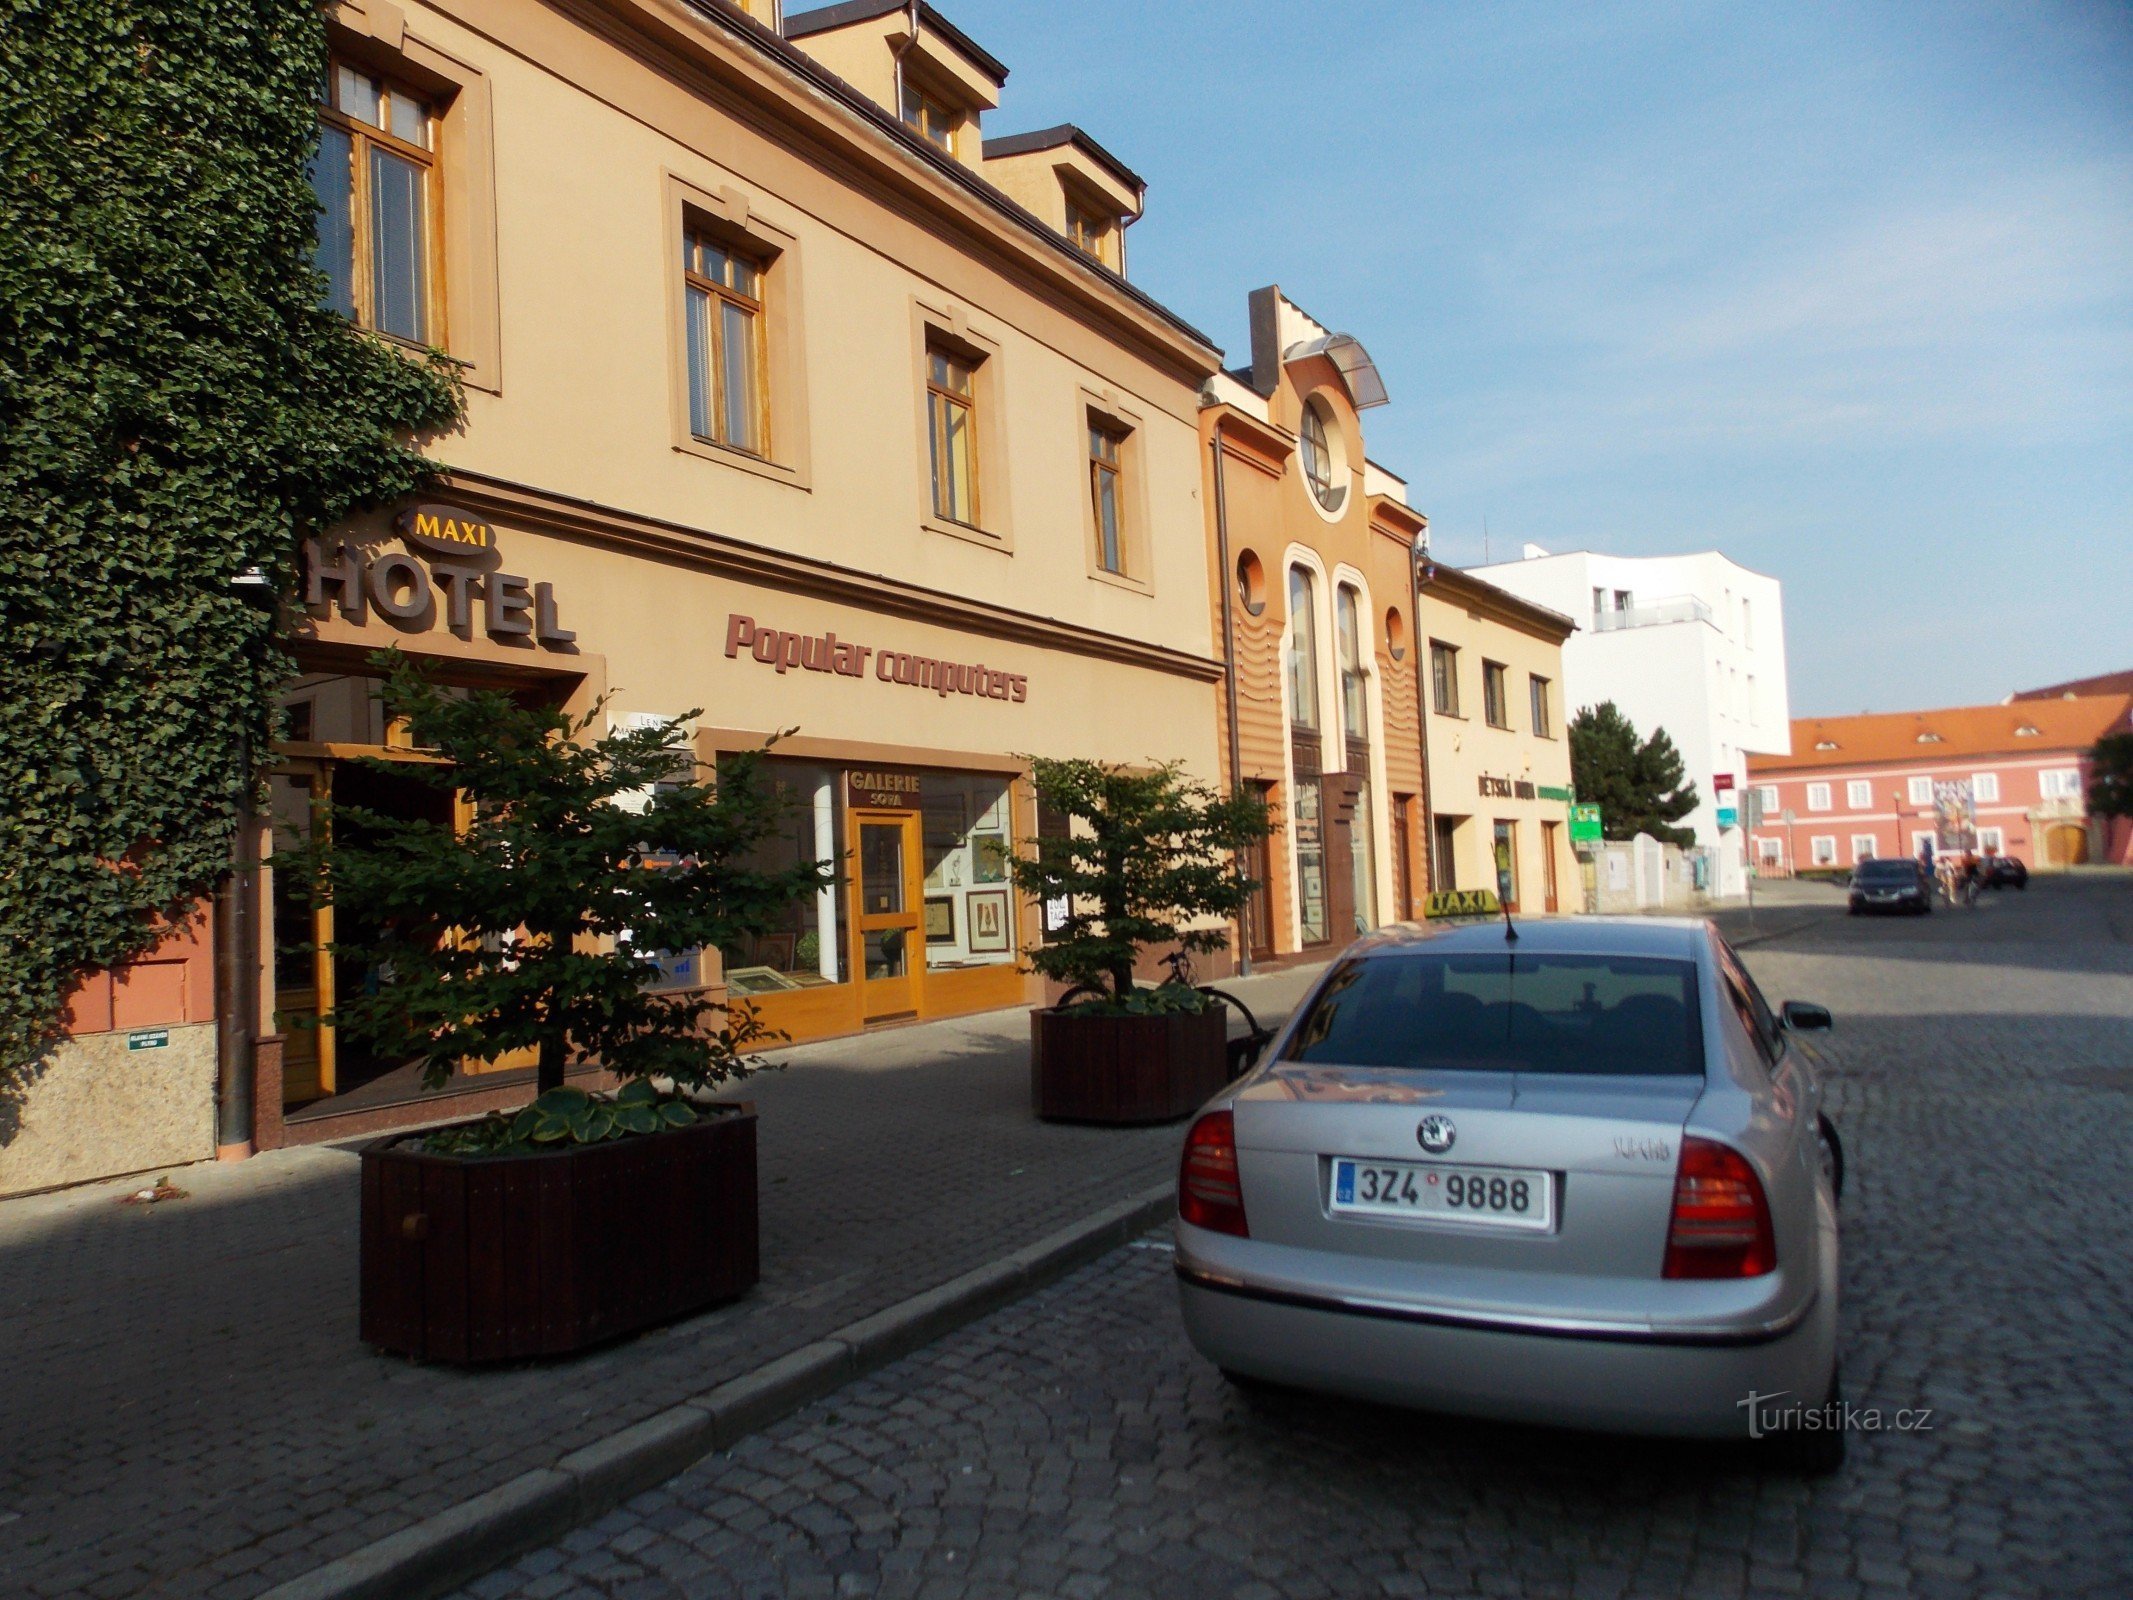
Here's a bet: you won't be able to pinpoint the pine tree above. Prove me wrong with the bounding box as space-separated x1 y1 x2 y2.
1568 702 1701 848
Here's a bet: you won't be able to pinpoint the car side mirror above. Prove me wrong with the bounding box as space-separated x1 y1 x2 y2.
1781 1000 1833 1032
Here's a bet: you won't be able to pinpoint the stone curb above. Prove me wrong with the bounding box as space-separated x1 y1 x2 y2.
257 1179 1177 1600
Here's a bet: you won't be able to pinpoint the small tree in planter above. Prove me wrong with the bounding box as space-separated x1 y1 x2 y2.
1008 758 1271 1124
315 652 830 1360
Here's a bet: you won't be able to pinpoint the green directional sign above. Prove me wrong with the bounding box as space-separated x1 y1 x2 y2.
1425 888 1501 919
1569 804 1603 847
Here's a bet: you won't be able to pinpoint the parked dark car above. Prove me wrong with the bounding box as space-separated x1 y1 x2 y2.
1848 857 1932 915
1983 855 2029 890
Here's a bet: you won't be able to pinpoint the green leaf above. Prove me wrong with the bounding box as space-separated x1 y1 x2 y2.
535 1086 592 1116
529 1118 569 1143
615 1078 658 1107
615 1104 660 1135
659 1102 699 1127
583 1106 616 1142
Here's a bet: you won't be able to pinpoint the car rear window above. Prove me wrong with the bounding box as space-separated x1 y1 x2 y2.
1284 953 1705 1076
1855 861 1917 882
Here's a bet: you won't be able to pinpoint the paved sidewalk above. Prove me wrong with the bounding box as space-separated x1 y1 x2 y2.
0 965 1327 1600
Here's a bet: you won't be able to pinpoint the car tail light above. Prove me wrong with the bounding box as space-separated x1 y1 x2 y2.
1664 1137 1776 1278
1179 1111 1249 1237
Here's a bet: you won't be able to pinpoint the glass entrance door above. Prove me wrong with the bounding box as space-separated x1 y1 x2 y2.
853 813 922 1021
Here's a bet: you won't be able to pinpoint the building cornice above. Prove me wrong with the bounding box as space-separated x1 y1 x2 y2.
1421 563 1578 644
440 470 1228 683
515 0 1222 386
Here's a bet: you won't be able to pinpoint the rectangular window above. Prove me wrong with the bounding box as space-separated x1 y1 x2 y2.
315 63 436 343
1847 779 1871 809
1088 421 1125 575
725 759 847 988
2041 769 2081 800
1979 826 2005 853
1811 835 1837 866
925 344 979 526
1432 814 1460 892
1293 778 1328 943
899 80 959 152
1336 586 1368 740
1742 598 1754 648
1429 641 1460 717
1284 953 1704 1077
1806 782 1831 812
1908 775 1934 805
1528 675 1552 738
683 232 766 456
1591 587 1606 628
1482 661 1510 729
1972 772 2000 803
1756 785 1779 813
1065 200 1110 262
1851 834 1877 863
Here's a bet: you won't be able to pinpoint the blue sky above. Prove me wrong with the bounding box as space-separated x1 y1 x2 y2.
943 0 2133 715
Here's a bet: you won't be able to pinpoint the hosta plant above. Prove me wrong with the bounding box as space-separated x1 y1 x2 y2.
425 1081 698 1156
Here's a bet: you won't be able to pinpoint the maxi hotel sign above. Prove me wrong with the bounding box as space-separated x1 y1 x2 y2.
300 505 576 647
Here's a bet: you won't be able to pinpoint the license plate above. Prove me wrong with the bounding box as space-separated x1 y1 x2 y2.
1330 1158 1554 1231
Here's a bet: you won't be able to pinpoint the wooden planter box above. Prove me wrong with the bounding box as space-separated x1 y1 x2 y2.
1031 1006 1230 1125
359 1102 757 1363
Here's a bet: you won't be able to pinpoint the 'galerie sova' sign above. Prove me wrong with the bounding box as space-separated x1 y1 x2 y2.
724 614 1028 704
300 505 574 649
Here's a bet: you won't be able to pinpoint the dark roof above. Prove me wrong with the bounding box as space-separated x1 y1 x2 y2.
2012 669 2133 701
980 123 1144 198
675 1 1216 355
1421 563 1579 641
783 0 1009 83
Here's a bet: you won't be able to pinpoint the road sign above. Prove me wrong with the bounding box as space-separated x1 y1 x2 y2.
1716 806 1739 830
126 1028 169 1052
1714 772 1735 794
1782 808 1796 824
1569 804 1602 848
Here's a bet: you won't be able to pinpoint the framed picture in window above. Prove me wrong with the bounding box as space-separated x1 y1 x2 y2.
923 895 957 944
972 832 1009 884
751 933 796 972
966 888 1011 954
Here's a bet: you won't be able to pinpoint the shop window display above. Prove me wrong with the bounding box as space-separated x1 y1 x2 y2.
724 759 846 995
918 773 1018 969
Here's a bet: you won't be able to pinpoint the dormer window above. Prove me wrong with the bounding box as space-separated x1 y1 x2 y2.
1916 732 1943 743
2016 724 2040 737
1814 739 1838 751
1065 199 1111 262
900 80 960 153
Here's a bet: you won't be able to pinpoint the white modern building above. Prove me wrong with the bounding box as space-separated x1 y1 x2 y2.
1469 545 1791 897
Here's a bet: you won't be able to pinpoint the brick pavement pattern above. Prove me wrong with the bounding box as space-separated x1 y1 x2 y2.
0 967 1327 1600
458 876 2133 1599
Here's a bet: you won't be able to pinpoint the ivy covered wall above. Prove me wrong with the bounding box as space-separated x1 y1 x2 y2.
0 0 463 1119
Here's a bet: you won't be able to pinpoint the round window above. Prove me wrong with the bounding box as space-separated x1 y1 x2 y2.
1385 606 1409 660
1299 399 1346 512
1236 549 1267 615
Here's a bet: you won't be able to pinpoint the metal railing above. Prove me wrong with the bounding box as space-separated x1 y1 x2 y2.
1591 596 1713 632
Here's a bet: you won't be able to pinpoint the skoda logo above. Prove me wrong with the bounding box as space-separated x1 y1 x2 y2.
1417 1115 1456 1155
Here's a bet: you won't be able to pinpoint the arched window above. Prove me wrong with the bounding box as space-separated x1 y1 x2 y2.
1336 584 1367 740
1285 566 1320 730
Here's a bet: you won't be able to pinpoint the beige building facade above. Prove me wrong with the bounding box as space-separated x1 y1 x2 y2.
1416 566 1581 915
15 0 1231 1184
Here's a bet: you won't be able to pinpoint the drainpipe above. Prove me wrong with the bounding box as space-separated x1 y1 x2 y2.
891 0 921 123
1410 533 1436 907
1210 418 1251 975
215 569 277 1160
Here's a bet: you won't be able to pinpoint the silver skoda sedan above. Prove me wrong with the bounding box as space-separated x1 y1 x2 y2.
1175 917 1845 1469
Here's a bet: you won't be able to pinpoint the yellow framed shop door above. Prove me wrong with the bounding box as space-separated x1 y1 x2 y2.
852 812 924 1023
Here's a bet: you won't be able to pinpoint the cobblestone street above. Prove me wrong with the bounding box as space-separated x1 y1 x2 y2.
462 876 2133 1600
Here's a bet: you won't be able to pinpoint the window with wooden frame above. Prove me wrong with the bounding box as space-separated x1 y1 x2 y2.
1482 660 1510 728
925 344 980 527
899 79 960 153
683 230 768 456
1064 199 1111 264
1088 420 1126 575
1528 674 1553 738
314 62 439 344
1429 641 1460 717
1336 585 1368 740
